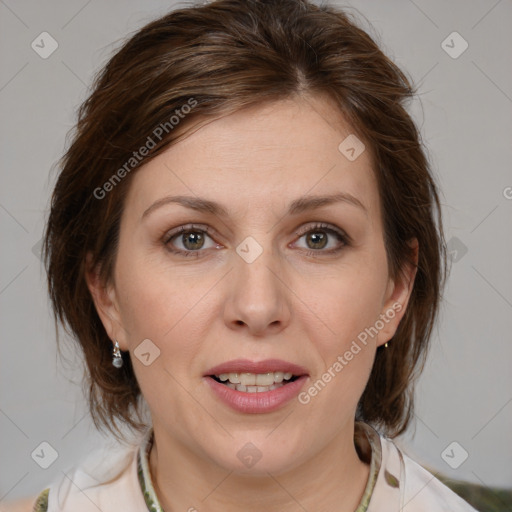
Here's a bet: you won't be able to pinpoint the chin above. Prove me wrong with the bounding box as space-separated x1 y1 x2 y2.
204 430 308 476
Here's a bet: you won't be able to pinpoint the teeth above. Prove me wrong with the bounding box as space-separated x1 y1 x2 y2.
239 373 256 386
256 372 274 386
240 383 285 392
228 372 240 383
214 371 297 388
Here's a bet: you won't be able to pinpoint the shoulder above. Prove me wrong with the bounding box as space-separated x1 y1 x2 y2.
380 437 479 512
32 489 49 511
31 441 147 512
0 496 43 512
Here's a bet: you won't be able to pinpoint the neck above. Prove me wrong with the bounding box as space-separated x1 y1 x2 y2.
149 422 370 512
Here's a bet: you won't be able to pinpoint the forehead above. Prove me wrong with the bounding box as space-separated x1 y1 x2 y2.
125 95 379 221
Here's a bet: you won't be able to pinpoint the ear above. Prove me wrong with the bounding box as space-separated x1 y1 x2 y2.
376 238 419 347
85 252 127 350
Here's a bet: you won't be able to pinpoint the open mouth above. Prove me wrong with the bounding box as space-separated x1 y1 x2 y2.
209 372 300 393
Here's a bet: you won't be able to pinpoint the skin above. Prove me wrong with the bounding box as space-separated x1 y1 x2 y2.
87 94 417 512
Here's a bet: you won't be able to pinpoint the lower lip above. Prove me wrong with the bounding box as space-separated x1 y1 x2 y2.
205 376 309 414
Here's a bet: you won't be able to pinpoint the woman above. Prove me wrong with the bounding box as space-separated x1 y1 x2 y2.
34 0 477 510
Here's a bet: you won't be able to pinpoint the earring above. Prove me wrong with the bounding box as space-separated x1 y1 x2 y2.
384 342 389 348
112 340 123 368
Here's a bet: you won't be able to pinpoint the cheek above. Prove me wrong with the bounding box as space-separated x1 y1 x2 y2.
300 253 388 347
296 275 381 424
114 249 221 374
114 255 212 426
114 250 188 343
293 247 388 407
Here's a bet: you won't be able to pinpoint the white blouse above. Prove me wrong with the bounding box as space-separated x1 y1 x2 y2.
33 421 478 511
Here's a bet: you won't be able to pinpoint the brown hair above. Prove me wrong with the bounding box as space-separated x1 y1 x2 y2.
43 0 447 439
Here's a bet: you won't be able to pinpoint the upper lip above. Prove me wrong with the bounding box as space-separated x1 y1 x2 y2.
205 359 309 376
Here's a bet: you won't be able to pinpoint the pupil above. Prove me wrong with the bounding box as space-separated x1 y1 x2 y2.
183 231 204 250
307 232 327 249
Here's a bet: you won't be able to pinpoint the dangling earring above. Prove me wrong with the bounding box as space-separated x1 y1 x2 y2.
384 342 389 348
112 340 123 368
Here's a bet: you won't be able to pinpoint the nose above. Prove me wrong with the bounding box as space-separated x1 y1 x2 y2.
223 243 292 337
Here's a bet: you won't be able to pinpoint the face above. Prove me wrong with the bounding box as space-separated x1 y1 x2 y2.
89 95 416 475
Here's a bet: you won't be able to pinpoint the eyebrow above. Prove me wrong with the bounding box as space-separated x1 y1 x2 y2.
141 192 367 219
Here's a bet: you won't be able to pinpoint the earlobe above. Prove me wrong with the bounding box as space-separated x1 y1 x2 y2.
85 253 125 348
377 239 419 347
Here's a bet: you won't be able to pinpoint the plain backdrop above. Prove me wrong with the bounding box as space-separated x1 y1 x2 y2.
1 0 511 504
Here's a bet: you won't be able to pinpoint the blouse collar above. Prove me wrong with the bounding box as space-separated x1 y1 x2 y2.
136 421 383 512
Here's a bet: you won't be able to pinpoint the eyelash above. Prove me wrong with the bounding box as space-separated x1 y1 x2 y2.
163 222 350 258
295 222 350 257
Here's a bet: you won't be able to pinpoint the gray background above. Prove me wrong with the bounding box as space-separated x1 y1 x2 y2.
1 0 511 505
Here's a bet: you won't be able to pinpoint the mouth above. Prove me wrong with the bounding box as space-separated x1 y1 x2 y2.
209 371 300 393
204 359 309 413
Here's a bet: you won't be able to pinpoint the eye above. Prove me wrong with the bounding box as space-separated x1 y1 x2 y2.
164 224 221 256
163 222 349 258
294 222 349 255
